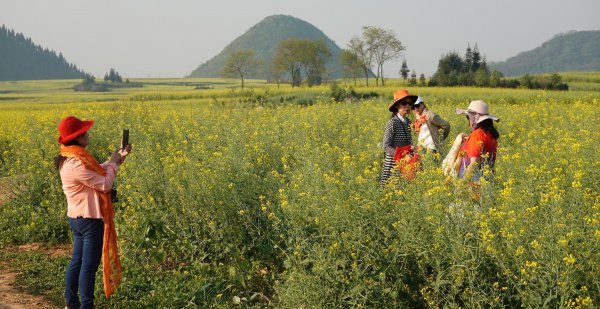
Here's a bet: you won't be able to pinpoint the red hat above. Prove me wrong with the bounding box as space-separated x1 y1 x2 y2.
388 89 418 112
58 116 94 144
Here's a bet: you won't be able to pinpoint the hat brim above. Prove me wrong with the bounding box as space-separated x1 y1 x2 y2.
388 95 418 111
478 115 500 122
58 120 94 144
456 108 500 122
413 96 424 106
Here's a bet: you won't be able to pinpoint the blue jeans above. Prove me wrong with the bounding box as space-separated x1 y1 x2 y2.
65 218 104 309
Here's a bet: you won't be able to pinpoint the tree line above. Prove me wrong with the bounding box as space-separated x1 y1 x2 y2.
429 44 568 90
0 25 86 81
221 26 405 89
220 28 568 91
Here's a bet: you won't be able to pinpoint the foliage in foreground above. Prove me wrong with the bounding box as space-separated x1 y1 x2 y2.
0 83 599 308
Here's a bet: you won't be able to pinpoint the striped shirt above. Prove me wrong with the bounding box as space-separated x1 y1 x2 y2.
380 115 413 184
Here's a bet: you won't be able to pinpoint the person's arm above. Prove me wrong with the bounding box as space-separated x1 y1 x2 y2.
382 120 396 156
464 156 481 178
74 146 131 192
73 161 119 193
431 113 451 140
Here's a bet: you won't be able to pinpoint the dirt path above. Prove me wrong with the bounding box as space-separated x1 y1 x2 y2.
0 244 70 309
0 261 57 309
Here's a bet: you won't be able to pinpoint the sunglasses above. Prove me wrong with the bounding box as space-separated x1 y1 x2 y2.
412 103 421 109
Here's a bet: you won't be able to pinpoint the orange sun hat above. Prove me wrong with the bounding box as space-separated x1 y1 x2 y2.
58 116 94 144
388 89 418 111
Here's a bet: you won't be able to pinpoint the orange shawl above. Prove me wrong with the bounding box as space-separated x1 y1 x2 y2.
60 145 122 298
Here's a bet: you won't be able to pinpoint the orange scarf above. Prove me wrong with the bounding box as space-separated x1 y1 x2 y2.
393 145 421 181
413 112 427 133
60 145 122 298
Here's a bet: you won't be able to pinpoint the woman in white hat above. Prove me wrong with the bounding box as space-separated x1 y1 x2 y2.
455 100 500 180
412 96 451 154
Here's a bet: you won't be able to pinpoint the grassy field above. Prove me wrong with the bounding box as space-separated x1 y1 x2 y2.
0 75 599 308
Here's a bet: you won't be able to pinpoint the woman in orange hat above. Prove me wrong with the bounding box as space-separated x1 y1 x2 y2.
55 116 131 309
455 100 500 180
380 89 417 185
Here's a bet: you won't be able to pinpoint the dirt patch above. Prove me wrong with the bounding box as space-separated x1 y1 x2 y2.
14 243 71 258
0 176 25 207
0 178 15 206
0 261 57 309
0 243 70 308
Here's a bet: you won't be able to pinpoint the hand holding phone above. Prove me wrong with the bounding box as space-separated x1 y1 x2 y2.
121 128 129 148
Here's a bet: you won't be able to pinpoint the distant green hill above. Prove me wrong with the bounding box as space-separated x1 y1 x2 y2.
490 30 600 77
188 15 345 80
0 25 86 81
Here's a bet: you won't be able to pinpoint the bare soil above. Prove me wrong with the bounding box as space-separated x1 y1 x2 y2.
0 244 71 309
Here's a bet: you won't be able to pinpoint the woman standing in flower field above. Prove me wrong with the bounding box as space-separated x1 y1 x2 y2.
380 89 417 185
455 100 500 180
55 116 131 309
412 96 451 155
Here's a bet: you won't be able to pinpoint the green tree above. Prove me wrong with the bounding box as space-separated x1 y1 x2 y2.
520 73 533 89
409 70 417 85
272 38 303 87
490 70 504 87
429 51 463 86
419 73 426 86
475 67 490 87
339 49 363 86
221 49 262 89
83 73 95 84
464 44 473 72
399 59 409 84
104 68 122 83
299 39 331 87
472 44 482 72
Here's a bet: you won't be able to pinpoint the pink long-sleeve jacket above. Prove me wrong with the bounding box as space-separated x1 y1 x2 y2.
59 157 119 219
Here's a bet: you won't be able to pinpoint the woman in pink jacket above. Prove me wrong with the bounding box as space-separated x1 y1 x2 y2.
55 116 131 309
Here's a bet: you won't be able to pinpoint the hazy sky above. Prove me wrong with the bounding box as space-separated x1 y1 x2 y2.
2 0 599 78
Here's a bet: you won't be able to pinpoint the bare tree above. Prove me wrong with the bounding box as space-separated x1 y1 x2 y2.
362 26 405 86
339 49 363 86
348 36 373 86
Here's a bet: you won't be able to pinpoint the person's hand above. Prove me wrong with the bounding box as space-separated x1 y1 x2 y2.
109 144 132 165
460 133 468 142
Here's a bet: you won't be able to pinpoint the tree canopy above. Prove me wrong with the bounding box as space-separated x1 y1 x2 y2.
222 49 263 89
271 38 331 87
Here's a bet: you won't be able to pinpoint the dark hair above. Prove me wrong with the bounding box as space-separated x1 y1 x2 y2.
476 119 500 139
54 137 83 169
389 105 398 118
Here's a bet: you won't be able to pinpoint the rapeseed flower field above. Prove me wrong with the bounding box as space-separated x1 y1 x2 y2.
0 79 598 307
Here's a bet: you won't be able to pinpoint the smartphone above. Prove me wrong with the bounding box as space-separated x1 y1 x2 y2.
121 128 129 148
